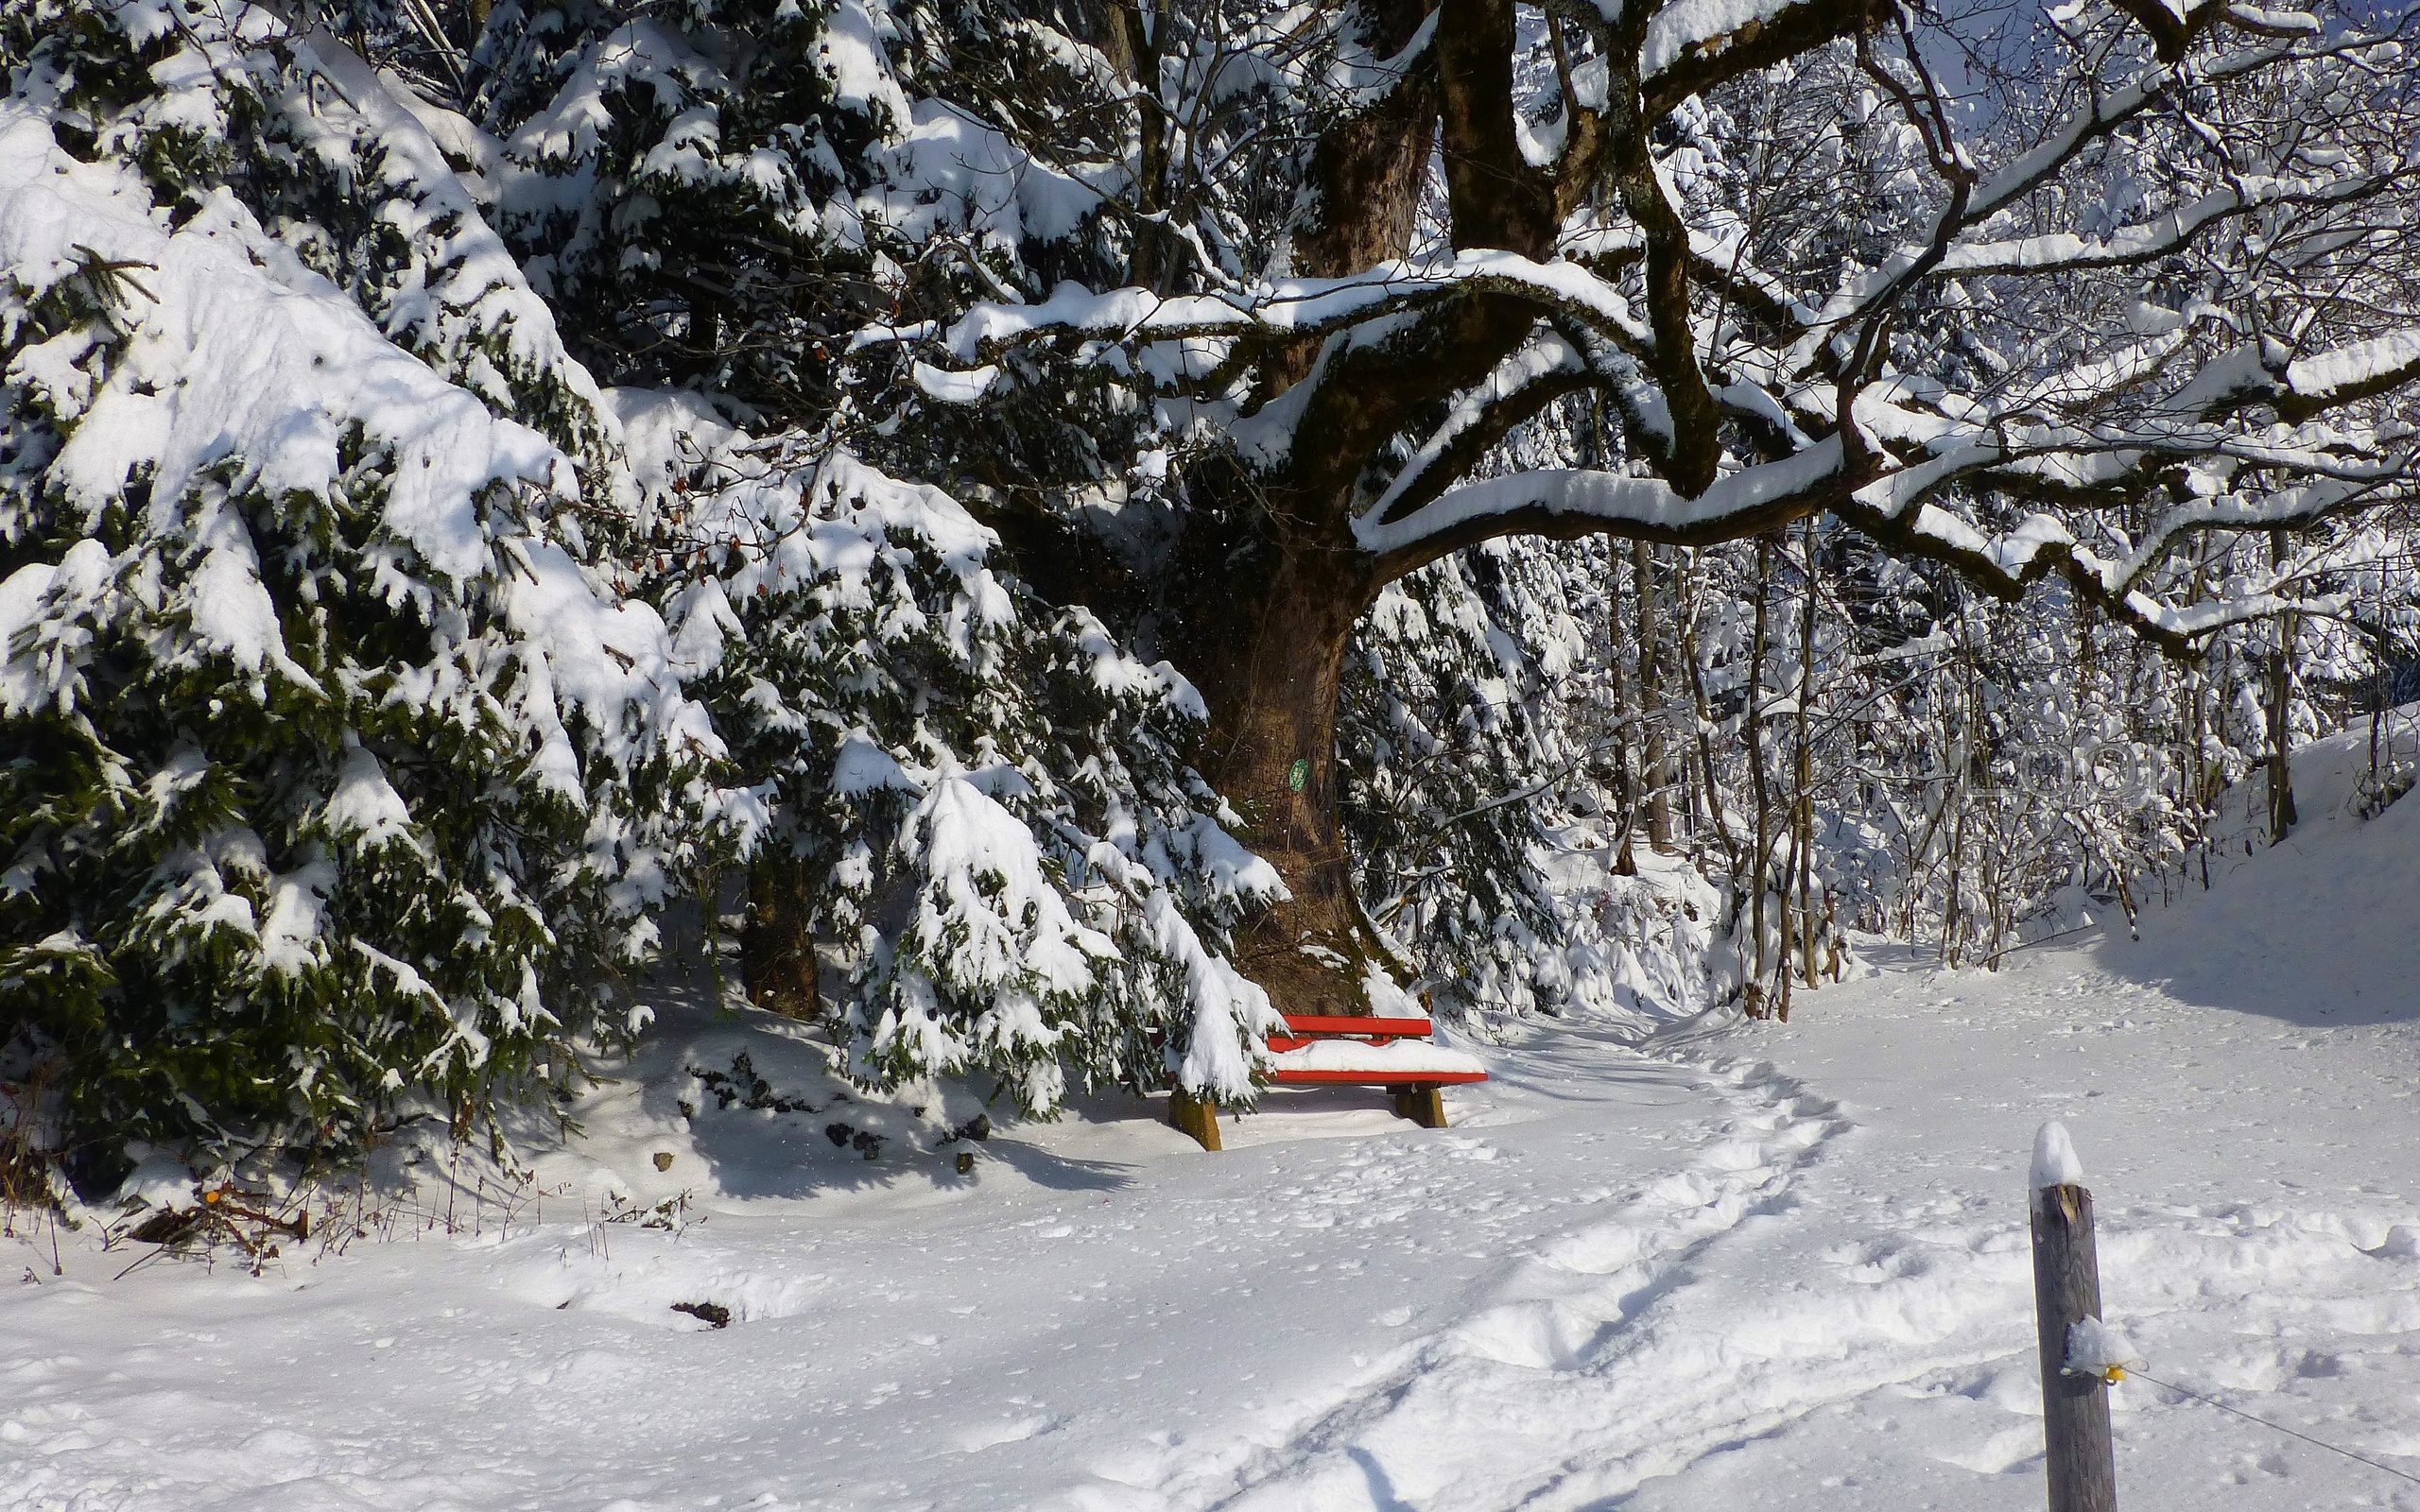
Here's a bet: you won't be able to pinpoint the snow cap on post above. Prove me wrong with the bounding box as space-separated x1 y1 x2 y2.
2031 1120 2086 1211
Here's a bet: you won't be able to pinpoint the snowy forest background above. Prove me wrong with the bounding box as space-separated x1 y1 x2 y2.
2 0 2416 1198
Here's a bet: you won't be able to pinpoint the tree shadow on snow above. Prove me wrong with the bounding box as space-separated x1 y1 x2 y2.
551 971 1182 1202
561 975 1152 1202
1349 1447 1421 1512
2081 763 2420 1032
968 1140 1141 1193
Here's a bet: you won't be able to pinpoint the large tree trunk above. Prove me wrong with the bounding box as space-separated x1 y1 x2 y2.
740 852 818 1018
1157 0 1439 1020
1176 535 1394 1018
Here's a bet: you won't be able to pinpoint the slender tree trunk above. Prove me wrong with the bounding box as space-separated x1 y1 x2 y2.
2372 669 2387 800
1745 537 1776 1018
2187 550 2214 885
1607 541 1639 876
1775 907 1793 1022
1114 4 1173 292
1943 650 1981 969
1679 556 1736 880
1944 785 1967 968
1793 520 1820 989
2267 530 2299 844
1634 541 1673 853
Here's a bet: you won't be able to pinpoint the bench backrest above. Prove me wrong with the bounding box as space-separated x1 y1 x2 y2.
1279 1015 1434 1039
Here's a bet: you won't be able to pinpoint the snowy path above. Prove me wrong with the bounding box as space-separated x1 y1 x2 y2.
0 1030 1801 1512
1097 1051 1851 1512
8 733 2420 1512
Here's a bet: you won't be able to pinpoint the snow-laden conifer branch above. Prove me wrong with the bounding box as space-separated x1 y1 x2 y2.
9 0 2418 1165
0 0 760 1162
614 397 1283 1112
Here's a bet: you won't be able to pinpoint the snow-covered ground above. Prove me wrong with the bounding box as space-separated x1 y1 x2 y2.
7 723 2419 1512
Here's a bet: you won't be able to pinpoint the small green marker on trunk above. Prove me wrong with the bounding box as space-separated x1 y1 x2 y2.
1288 758 1308 792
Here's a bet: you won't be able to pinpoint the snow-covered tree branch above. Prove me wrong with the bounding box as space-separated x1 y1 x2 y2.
6 0 2417 1177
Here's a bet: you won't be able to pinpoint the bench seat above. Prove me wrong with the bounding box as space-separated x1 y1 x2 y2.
1265 1037 1489 1083
1167 1010 1488 1150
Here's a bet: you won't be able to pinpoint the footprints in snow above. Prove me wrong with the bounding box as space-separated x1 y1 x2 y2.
1447 1057 1848 1376
1132 1055 1858 1510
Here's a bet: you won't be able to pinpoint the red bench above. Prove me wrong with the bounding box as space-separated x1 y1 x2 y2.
1169 1012 1488 1150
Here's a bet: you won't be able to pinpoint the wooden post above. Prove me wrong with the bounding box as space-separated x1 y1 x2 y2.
1391 1085 1447 1128
1169 1089 1221 1152
2033 1176 2118 1511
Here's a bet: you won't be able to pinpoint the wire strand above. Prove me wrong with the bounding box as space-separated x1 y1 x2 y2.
2131 1370 2420 1488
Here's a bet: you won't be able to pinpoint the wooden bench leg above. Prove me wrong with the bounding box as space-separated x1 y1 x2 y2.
1392 1083 1447 1129
1170 1089 1222 1151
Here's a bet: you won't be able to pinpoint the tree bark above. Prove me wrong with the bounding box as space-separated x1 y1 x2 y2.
1298 1 1437 277
898 0 1876 1029
1744 536 1776 1018
1607 556 1639 876
1793 520 1821 988
1265 0 1439 392
2267 530 2299 843
1679 558 1737 880
740 854 819 1018
1178 537 1395 1017
1634 541 1673 854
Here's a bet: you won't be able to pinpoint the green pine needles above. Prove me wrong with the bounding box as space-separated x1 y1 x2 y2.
1 0 719 1183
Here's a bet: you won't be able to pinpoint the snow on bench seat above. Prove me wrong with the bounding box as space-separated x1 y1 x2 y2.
1168 1008 1488 1149
1264 1037 1489 1083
